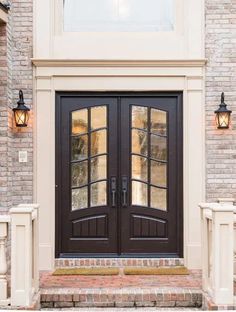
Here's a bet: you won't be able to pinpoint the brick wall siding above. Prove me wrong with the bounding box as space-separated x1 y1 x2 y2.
205 0 236 201
0 0 33 212
0 22 8 212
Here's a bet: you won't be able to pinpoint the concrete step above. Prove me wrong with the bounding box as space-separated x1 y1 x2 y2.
55 258 184 269
40 287 202 309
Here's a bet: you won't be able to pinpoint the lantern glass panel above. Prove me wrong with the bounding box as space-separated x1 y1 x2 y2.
216 112 230 129
14 110 29 127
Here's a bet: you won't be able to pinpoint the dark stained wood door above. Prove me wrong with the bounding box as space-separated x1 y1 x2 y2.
120 96 183 256
56 93 183 257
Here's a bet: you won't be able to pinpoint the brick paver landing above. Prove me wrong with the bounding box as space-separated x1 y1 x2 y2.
40 270 201 289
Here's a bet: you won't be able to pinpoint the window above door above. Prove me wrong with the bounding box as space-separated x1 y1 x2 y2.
63 0 174 32
34 0 204 60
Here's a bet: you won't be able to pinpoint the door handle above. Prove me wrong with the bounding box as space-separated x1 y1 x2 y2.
122 176 128 207
111 177 117 207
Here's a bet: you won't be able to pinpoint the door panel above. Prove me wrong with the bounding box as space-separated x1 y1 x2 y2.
120 97 182 255
57 96 118 255
56 93 183 257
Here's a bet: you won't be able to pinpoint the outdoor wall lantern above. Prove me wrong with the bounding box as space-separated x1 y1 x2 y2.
215 92 232 129
12 90 30 127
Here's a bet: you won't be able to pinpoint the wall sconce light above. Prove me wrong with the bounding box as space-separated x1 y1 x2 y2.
215 92 232 129
12 90 30 127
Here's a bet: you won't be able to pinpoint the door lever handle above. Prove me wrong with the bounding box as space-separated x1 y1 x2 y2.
111 177 117 207
122 176 128 207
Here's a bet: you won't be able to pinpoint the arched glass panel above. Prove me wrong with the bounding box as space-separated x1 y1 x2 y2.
71 106 108 210
131 105 168 210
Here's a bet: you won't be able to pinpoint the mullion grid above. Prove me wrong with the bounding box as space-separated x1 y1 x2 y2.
70 107 108 210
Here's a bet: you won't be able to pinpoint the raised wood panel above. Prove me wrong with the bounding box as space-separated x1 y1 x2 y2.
72 215 108 238
131 214 167 239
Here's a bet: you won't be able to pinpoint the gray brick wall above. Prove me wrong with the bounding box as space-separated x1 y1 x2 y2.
205 0 236 201
0 0 33 212
0 22 9 212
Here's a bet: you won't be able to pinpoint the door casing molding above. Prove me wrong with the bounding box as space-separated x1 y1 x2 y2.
33 62 205 270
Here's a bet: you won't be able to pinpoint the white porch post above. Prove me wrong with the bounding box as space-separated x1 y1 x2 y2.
10 207 34 307
211 204 234 305
0 216 10 304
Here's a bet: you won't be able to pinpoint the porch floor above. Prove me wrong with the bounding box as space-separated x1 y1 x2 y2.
40 270 202 309
40 270 201 289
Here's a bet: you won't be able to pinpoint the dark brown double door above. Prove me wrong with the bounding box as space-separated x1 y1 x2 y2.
56 93 183 257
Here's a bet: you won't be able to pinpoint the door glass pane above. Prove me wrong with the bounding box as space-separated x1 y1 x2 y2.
151 187 167 211
72 109 88 135
64 0 174 32
91 106 107 130
132 155 148 182
71 161 88 187
91 155 107 182
151 161 167 187
72 187 88 210
132 129 148 156
91 130 107 156
132 106 148 130
151 109 167 136
91 181 107 207
72 135 88 161
151 135 167 161
132 181 148 206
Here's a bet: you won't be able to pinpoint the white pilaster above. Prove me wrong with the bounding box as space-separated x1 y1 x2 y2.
211 205 234 305
10 207 34 307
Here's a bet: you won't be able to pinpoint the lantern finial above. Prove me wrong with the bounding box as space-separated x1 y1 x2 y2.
221 92 224 104
18 90 24 103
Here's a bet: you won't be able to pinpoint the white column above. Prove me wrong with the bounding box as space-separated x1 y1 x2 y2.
211 204 234 305
10 207 34 307
0 216 10 305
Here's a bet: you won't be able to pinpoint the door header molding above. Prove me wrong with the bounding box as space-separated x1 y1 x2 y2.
32 59 207 68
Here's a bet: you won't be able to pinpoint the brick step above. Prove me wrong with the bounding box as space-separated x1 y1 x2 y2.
41 308 202 311
40 287 202 309
55 258 184 268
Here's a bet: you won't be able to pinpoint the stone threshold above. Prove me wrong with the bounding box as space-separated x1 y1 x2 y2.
40 287 202 309
55 258 184 268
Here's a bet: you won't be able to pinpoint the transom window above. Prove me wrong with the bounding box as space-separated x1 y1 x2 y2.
64 0 174 32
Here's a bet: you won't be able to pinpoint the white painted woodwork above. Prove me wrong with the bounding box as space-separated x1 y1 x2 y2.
0 216 10 305
34 0 204 59
200 203 235 306
10 204 39 307
32 60 206 270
